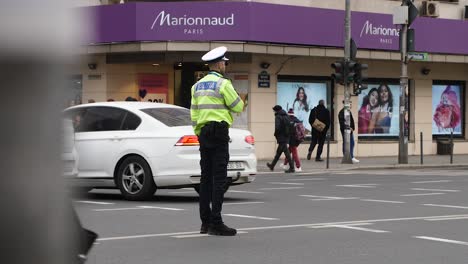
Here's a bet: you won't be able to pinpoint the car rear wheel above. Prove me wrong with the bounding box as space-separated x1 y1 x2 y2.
116 156 156 201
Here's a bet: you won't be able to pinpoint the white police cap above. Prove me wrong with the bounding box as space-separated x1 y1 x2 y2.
201 46 229 63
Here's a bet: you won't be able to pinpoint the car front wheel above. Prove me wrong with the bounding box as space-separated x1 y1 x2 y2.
116 156 156 201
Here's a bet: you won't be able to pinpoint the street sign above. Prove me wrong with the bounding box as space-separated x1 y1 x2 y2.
258 71 270 88
408 52 428 61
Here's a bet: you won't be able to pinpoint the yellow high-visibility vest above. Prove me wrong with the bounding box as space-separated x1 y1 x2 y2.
190 71 244 136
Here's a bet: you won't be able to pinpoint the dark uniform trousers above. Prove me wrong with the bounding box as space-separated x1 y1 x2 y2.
198 121 230 225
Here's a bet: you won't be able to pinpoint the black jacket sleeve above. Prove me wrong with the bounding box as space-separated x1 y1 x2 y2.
308 108 316 126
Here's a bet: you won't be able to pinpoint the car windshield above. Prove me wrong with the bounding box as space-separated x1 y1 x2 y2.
141 107 192 127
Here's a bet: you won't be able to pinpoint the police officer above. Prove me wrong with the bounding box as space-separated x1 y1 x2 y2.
191 46 244 236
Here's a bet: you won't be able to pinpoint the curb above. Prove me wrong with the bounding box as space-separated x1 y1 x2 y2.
256 163 468 173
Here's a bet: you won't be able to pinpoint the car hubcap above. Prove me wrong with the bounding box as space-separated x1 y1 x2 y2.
122 162 145 194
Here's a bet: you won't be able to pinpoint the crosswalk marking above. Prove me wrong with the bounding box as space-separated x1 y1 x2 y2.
415 236 468 246
412 180 452 184
223 214 279 221
360 199 405 204
411 188 460 192
321 224 389 233
173 231 248 238
259 187 304 190
423 204 468 210
401 193 445 197
268 182 305 185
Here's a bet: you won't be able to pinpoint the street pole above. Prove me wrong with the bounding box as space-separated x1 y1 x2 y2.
398 0 409 164
342 0 352 164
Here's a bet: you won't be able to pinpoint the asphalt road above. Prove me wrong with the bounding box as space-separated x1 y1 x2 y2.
75 168 468 264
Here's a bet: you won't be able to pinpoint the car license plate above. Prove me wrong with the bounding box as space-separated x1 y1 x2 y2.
227 161 244 170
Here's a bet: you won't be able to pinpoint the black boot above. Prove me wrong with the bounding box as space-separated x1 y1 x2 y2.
200 223 209 234
306 152 312 160
208 223 237 236
266 162 274 171
285 168 295 173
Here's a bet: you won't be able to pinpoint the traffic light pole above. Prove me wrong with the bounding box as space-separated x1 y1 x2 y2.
399 1 409 164
342 0 353 164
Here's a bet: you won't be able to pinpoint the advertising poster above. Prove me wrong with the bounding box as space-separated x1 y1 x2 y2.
432 84 463 135
357 83 400 137
138 74 169 103
277 82 328 136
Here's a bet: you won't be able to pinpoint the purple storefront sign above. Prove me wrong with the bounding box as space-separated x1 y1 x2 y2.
86 2 468 55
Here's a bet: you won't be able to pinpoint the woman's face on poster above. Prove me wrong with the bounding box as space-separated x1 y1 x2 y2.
369 91 379 107
441 94 449 105
379 86 389 103
298 88 305 100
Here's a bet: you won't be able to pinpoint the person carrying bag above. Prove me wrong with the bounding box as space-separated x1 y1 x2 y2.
307 100 330 161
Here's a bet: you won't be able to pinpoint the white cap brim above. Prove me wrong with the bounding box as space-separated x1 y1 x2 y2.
202 46 228 62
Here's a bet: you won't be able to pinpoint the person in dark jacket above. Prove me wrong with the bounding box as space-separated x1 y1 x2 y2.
338 101 360 163
267 105 295 173
307 100 331 161
281 109 302 171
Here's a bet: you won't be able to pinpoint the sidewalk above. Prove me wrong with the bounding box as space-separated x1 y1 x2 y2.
257 154 468 173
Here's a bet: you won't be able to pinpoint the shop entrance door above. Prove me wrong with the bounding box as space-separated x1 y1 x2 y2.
176 63 208 109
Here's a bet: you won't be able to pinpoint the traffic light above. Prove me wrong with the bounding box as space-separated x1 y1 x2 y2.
352 62 368 95
331 60 345 85
346 60 357 83
353 62 368 85
353 82 367 96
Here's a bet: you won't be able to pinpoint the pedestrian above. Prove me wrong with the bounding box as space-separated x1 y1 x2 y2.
280 109 303 172
307 100 330 161
190 46 244 236
266 105 295 173
338 100 360 163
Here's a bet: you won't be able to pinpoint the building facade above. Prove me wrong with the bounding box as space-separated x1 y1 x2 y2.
73 0 468 159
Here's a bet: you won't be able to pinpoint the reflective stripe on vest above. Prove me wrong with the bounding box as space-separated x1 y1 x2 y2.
191 104 229 110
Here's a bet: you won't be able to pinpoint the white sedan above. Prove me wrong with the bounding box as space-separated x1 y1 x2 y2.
64 102 257 200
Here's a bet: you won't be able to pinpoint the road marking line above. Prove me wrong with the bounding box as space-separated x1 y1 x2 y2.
336 184 379 188
228 190 264 194
173 231 248 238
425 216 468 221
411 188 460 192
412 180 452 184
415 236 468 246
75 200 115 205
97 213 468 241
423 204 468 209
310 223 373 228
300 195 359 201
322 225 389 233
223 202 265 206
287 178 325 181
268 182 305 185
223 214 279 221
93 206 184 212
360 199 405 204
259 187 304 190
400 193 445 197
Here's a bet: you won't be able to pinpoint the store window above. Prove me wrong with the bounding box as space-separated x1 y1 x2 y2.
432 81 465 138
277 76 333 140
357 79 406 139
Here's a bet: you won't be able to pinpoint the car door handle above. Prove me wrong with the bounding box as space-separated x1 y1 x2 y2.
112 136 123 141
